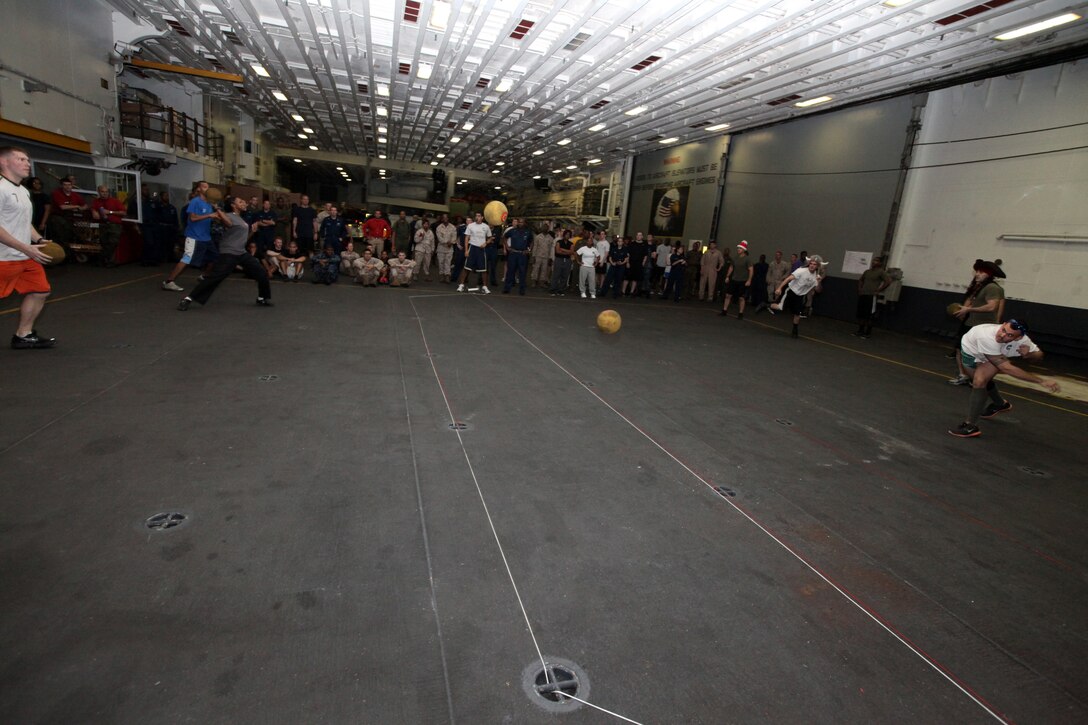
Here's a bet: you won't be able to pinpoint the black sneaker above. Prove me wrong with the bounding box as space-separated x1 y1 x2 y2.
177 298 192 311
256 297 274 307
11 332 55 349
948 422 981 438
981 401 1011 419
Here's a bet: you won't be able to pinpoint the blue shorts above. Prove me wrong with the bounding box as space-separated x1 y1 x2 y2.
465 245 487 272
181 237 216 267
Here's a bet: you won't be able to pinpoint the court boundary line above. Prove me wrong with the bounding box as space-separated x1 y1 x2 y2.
0 273 161 315
478 298 1010 724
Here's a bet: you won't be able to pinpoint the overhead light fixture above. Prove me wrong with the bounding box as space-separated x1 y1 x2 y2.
795 96 832 108
462 122 474 130
378 137 387 144
659 137 678 144
377 84 390 97
436 153 446 159
336 166 344 170
430 161 439 166
429 0 451 31
450 136 461 143
494 186 502 190
565 164 577 170
417 63 433 80
532 149 544 156
495 161 505 166
378 125 388 133
251 63 270 78
272 91 288 102
302 127 314 133
706 123 730 131
552 168 563 173
557 138 571 146
308 145 318 150
345 178 352 182
297 133 308 139
291 113 304 122
589 123 606 132
625 106 647 116
378 169 386 174
496 78 512 93
492 169 500 174
995 13 1081 40
378 154 387 159
881 0 914 6
532 175 541 179
293 158 302 163
588 158 601 164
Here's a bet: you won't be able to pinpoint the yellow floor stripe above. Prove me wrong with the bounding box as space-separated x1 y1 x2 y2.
0 274 161 315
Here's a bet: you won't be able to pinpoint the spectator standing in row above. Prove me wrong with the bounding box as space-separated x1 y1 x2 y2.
720 240 753 319
653 237 670 293
502 217 532 295
26 177 51 235
599 237 629 299
699 241 724 301
414 219 436 281
318 205 347 253
291 195 317 251
663 243 687 301
685 241 703 298
575 236 599 299
91 186 125 266
362 209 391 255
392 210 413 257
751 254 770 311
251 199 277 256
434 213 457 283
854 256 891 339
594 231 611 291
766 250 790 306
625 232 647 297
530 225 554 287
549 229 575 296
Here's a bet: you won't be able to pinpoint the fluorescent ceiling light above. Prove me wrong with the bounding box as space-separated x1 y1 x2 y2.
532 175 541 179
378 126 388 133
436 153 446 159
377 84 390 97
625 106 647 116
430 161 439 166
495 161 505 166
659 137 678 144
336 166 344 170
272 91 288 102
557 138 571 146
417 63 432 80
496 78 512 93
881 0 914 6
297 133 308 139
302 127 314 133
532 149 544 156
494 186 501 190
492 169 500 174
462 122 474 130
291 114 304 122
552 168 563 173
251 64 270 77
293 158 302 163
795 96 832 108
995 13 1081 40
378 154 387 159
565 164 577 169
378 137 387 144
345 178 352 182
377 107 388 117
429 0 451 31
450 136 461 143
589 123 606 131
706 123 730 131
588 158 601 164
308 145 318 150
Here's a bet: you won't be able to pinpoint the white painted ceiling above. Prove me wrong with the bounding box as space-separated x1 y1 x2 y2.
107 0 1088 179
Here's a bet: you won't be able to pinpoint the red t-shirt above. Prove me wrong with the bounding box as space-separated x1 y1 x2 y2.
91 197 126 224
362 217 391 239
51 189 86 212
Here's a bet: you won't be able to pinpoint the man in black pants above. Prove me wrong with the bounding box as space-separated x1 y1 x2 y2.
177 196 272 311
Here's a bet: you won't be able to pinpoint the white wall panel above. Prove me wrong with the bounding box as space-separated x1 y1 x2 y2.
892 62 1088 308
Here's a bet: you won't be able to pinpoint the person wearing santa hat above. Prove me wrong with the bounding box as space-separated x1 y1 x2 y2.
719 240 753 319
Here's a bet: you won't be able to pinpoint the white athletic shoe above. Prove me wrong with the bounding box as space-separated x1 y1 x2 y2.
481 286 491 294
456 284 465 292
581 292 587 299
591 294 596 299
162 280 184 291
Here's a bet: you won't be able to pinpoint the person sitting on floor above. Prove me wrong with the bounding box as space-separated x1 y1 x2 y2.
339 239 360 278
352 247 385 287
387 250 416 287
280 239 307 281
311 243 340 285
263 236 285 279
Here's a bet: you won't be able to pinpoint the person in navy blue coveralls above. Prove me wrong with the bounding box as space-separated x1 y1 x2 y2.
501 217 532 295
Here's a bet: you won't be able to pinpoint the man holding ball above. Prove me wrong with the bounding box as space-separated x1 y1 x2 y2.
0 146 57 349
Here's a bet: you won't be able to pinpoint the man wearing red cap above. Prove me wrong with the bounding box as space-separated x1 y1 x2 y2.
949 260 1006 385
719 240 753 319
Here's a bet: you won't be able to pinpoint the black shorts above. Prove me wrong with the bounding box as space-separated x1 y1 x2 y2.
856 294 876 318
782 288 806 315
465 245 487 272
727 279 747 298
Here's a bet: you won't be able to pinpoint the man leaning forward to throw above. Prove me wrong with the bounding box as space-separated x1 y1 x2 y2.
0 146 57 349
948 319 1059 438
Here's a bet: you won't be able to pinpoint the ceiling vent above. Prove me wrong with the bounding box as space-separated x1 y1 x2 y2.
935 0 1013 26
511 19 535 40
630 55 661 71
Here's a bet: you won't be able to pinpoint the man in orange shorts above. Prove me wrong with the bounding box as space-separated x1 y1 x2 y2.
0 146 57 349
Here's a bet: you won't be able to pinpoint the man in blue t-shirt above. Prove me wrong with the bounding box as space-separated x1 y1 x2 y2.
162 181 217 291
501 217 533 295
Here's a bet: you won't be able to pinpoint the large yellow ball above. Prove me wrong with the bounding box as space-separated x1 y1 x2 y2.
946 302 963 317
597 309 622 335
483 200 508 226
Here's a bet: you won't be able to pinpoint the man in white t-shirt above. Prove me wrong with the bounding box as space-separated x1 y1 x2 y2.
769 254 823 338
456 211 493 293
0 146 57 349
948 320 1060 438
575 242 599 299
